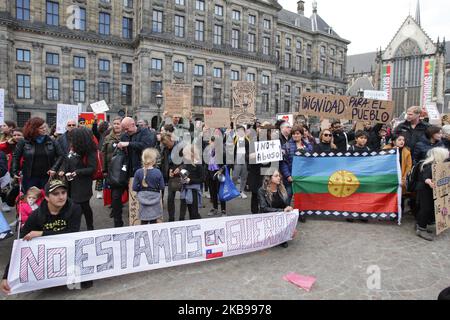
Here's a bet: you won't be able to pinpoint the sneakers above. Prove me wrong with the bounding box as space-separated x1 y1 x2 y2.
416 229 433 241
96 192 103 199
208 209 218 217
240 192 248 199
221 210 227 216
204 192 211 199
427 224 436 234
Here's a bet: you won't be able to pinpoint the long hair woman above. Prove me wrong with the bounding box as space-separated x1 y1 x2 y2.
314 129 337 153
12 117 63 192
60 127 97 230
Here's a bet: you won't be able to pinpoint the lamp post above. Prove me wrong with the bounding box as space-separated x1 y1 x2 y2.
155 93 163 130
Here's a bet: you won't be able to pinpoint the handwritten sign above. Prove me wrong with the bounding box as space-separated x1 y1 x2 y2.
232 81 256 126
299 93 395 124
425 102 441 125
0 88 4 125
90 100 109 114
78 113 106 128
277 114 294 127
129 178 140 226
7 211 299 294
56 104 80 134
364 90 388 101
204 108 230 128
164 83 192 117
255 140 283 164
432 162 450 235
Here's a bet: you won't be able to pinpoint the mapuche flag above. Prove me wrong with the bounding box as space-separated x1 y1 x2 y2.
292 150 401 222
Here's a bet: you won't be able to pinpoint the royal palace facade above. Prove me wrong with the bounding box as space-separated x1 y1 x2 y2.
0 0 349 127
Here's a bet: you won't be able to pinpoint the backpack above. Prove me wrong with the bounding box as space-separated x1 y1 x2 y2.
406 161 424 193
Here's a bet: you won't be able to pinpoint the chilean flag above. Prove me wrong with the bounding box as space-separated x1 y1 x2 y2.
206 249 223 259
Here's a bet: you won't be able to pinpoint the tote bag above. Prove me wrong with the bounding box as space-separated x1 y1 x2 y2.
218 166 240 202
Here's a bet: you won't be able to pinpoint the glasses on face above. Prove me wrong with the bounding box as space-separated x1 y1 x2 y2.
323 134 332 137
67 124 76 127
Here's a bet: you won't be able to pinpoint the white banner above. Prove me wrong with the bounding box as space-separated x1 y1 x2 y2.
90 100 109 114
56 104 80 134
255 140 283 164
364 90 388 101
7 211 298 295
0 88 4 125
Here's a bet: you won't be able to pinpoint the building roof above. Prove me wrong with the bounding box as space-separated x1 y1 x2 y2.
346 52 377 74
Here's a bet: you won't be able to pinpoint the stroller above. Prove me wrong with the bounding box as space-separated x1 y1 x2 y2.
15 186 46 230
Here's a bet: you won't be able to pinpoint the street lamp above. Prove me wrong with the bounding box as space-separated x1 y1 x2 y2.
155 93 163 130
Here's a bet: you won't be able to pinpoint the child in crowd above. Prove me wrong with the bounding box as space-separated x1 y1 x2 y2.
17 186 45 227
349 130 371 152
132 148 165 224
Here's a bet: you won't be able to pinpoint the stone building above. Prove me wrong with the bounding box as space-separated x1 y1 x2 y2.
0 0 349 127
346 1 448 117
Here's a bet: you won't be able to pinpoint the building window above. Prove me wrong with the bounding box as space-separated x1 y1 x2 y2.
175 15 185 38
248 15 256 25
284 53 291 69
73 80 85 102
46 77 59 101
215 5 223 16
275 99 279 114
329 62 335 77
122 17 133 39
296 40 302 50
263 19 271 29
262 93 269 112
152 10 163 33
73 7 86 31
17 112 31 127
285 84 291 93
99 59 110 71
16 49 30 62
284 100 290 112
16 74 31 99
73 56 85 69
99 12 110 35
231 70 240 81
295 56 302 71
263 37 270 55
275 50 280 62
175 0 185 5
46 1 59 26
320 46 326 55
195 0 205 11
121 62 132 74
307 44 312 55
330 48 335 56
195 20 204 42
98 82 110 102
213 88 222 107
151 58 163 70
262 75 270 85
337 64 343 78
232 10 240 21
276 34 280 44
213 25 223 45
213 67 222 78
151 81 162 103
296 87 302 95
16 0 30 21
231 29 240 49
121 84 132 105
194 64 204 76
248 33 256 52
46 52 59 65
123 0 133 8
247 73 256 82
320 58 326 74
173 61 184 73
275 83 280 92
307 58 312 73
446 73 450 90
194 86 204 106
286 38 291 47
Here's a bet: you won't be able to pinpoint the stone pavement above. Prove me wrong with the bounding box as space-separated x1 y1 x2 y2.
1 192 449 300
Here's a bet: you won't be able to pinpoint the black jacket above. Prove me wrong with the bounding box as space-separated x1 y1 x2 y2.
314 143 337 154
394 120 430 156
56 132 70 154
415 163 432 191
258 187 290 213
333 130 355 153
121 128 156 177
160 140 186 183
2 198 82 279
63 150 97 203
0 151 7 177
413 139 445 164
12 136 64 178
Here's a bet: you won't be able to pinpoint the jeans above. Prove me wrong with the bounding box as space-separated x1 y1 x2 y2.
112 186 126 227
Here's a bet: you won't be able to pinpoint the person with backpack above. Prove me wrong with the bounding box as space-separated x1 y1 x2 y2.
415 147 449 241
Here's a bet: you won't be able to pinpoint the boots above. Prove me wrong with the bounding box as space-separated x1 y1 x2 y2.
416 229 433 241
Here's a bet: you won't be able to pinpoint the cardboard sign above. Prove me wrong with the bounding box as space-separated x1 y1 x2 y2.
232 81 256 126
299 92 395 124
78 112 106 128
277 114 294 127
432 162 450 235
56 104 80 134
90 100 109 114
424 102 441 125
255 140 283 164
0 88 4 125
204 108 231 128
164 83 192 117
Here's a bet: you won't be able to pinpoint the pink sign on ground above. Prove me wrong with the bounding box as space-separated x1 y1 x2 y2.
283 272 317 292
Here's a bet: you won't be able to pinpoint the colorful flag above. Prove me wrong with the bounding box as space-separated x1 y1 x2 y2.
292 150 401 222
206 249 223 259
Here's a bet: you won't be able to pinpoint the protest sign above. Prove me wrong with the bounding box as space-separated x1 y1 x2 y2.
56 104 80 134
129 178 140 226
0 88 4 125
78 113 106 128
232 81 256 126
164 83 192 117
432 162 450 235
277 114 294 127
90 100 109 114
255 140 283 164
298 93 394 124
364 90 388 101
204 108 231 128
7 211 299 294
424 102 441 125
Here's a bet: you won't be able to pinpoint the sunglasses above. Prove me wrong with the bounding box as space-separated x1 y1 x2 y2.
67 124 76 127
323 134 332 137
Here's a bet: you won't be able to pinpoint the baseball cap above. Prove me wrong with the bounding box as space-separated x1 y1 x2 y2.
45 180 68 196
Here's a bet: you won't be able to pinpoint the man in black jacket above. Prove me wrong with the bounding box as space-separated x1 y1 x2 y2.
1 179 83 295
56 119 77 154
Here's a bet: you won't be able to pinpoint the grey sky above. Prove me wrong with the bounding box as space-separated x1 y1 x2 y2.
278 0 450 55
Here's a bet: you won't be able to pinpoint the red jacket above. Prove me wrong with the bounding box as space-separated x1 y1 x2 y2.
17 189 46 227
